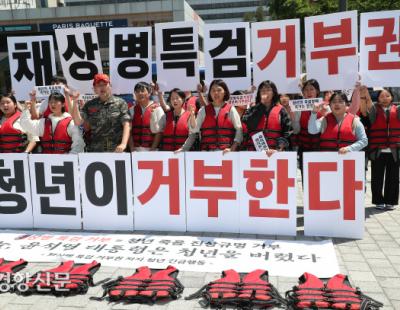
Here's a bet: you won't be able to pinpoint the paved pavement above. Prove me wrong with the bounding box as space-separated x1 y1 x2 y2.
0 167 399 310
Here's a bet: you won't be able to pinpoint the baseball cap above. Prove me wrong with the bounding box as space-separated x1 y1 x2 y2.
93 73 110 86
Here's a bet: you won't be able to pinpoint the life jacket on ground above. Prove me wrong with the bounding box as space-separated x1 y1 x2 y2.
0 259 27 285
245 105 283 151
286 273 383 310
200 103 235 151
0 111 27 153
368 104 400 151
132 103 159 148
21 260 101 296
299 111 321 151
40 117 73 154
161 110 190 151
319 113 357 151
185 269 285 309
92 265 184 303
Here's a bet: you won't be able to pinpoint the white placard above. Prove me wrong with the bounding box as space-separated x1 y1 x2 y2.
155 22 199 91
305 11 358 91
28 154 81 229
0 154 33 229
229 94 254 106
132 152 186 231
79 153 134 231
185 152 240 233
289 98 323 112
55 27 102 95
7 36 56 101
110 27 152 94
204 23 251 92
35 85 65 109
360 10 400 87
239 152 297 236
251 132 269 151
80 94 97 103
303 152 365 239
0 230 340 277
252 19 301 94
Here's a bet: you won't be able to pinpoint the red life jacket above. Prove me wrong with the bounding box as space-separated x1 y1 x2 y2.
299 111 321 151
246 105 283 151
186 269 284 309
286 272 383 310
0 259 27 282
132 103 159 148
200 103 235 151
183 96 198 114
369 104 400 150
96 265 184 303
161 110 190 151
319 113 357 151
40 117 73 154
241 121 249 151
23 260 101 295
43 101 69 118
0 111 27 153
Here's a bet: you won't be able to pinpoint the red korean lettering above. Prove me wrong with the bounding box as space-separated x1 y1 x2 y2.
343 160 363 220
190 160 236 217
137 159 180 215
365 17 400 70
311 18 357 74
257 25 296 77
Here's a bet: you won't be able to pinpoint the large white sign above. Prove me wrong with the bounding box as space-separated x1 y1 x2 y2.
7 36 56 101
360 10 400 87
303 152 365 239
252 19 301 94
132 152 187 231
305 11 358 91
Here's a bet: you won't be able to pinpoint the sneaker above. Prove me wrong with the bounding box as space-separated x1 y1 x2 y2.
386 204 395 210
375 204 385 210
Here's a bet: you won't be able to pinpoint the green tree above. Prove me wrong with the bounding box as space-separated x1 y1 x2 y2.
243 3 268 22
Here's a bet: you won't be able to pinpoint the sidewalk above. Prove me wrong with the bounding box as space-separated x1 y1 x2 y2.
0 168 399 310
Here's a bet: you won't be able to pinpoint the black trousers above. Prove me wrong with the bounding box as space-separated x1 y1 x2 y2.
371 152 400 205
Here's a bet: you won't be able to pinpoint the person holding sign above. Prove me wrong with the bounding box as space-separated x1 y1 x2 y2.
73 74 131 153
360 88 400 211
177 79 242 153
0 94 38 153
308 92 367 153
129 82 165 151
242 81 292 156
157 88 195 151
21 92 84 154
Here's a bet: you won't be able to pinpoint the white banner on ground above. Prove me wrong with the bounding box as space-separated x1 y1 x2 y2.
251 132 269 151
7 36 56 101
204 22 251 92
305 11 358 91
28 154 81 229
155 22 199 91
185 152 240 233
110 27 152 94
303 152 365 239
0 154 33 229
252 19 301 94
360 10 400 87
78 153 134 231
0 231 340 277
289 98 323 112
239 152 297 236
132 152 187 231
55 27 102 95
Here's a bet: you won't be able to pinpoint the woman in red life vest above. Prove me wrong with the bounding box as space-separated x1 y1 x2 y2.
308 91 367 153
20 92 84 154
242 81 292 156
129 82 165 151
0 94 38 153
360 88 400 210
177 79 243 153
158 88 196 151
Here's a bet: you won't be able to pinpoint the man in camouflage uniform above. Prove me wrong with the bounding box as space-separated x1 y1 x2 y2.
78 74 131 152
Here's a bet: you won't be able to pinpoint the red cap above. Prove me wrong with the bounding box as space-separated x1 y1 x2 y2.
93 73 110 86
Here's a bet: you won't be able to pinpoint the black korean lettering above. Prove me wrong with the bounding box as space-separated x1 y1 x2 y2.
12 43 33 81
85 162 113 206
115 160 128 215
31 41 53 85
0 160 25 192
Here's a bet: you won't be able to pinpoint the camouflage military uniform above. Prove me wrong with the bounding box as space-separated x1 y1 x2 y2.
81 95 131 152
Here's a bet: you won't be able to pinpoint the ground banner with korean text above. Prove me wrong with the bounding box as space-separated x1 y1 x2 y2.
303 152 365 239
0 230 340 278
